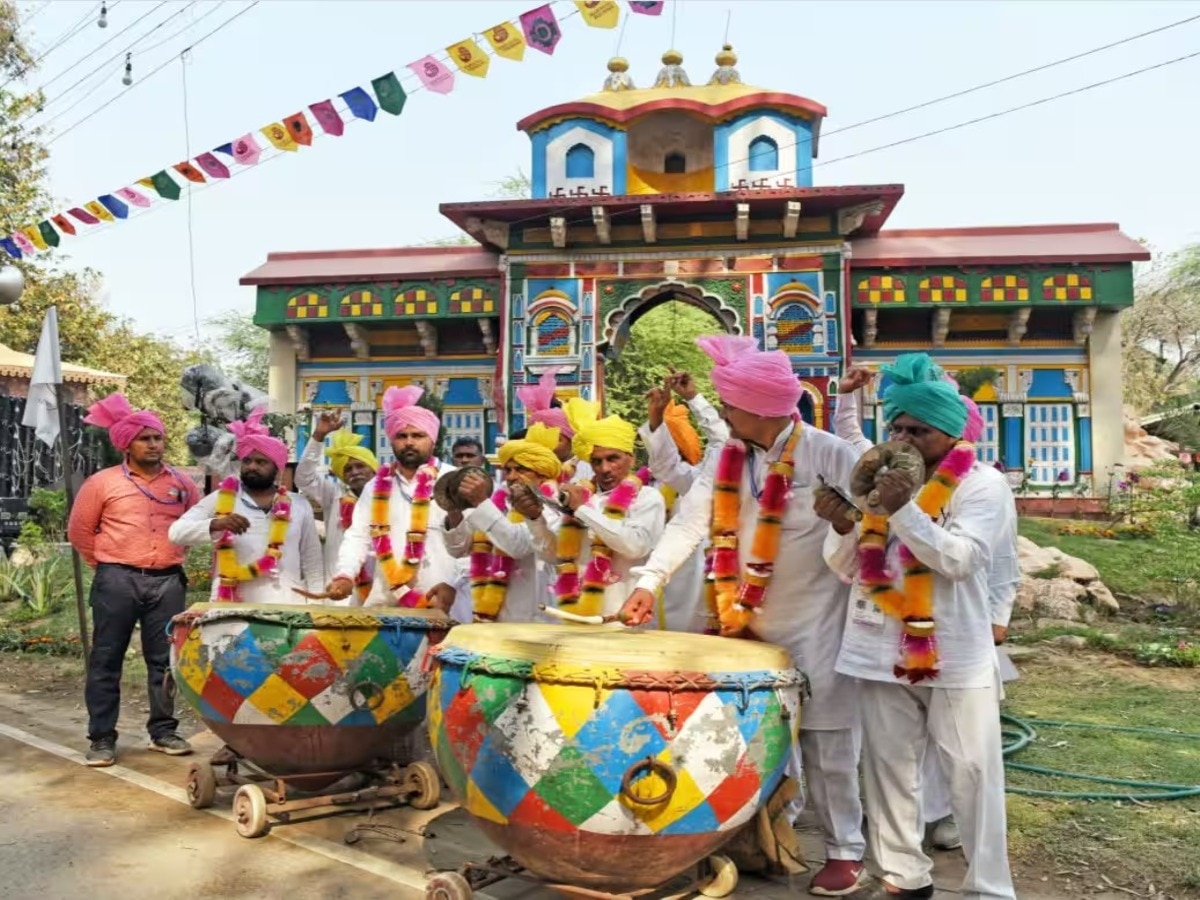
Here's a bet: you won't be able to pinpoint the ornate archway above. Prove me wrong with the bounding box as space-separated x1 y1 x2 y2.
597 281 742 361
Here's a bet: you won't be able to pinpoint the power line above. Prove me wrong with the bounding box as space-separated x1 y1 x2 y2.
0 2 106 92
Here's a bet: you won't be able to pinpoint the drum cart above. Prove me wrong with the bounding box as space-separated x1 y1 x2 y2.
424 853 739 900
185 747 441 839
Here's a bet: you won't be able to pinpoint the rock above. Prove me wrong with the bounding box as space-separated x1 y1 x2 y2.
1018 545 1066 577
1085 581 1120 612
1049 635 1088 649
1122 405 1180 468
1015 578 1087 621
1058 555 1100 583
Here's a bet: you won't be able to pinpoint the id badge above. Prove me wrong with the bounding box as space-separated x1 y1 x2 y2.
852 593 885 629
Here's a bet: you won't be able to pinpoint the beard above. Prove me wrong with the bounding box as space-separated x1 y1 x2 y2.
397 448 427 468
241 470 276 491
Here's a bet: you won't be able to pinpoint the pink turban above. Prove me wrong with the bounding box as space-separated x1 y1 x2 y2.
943 374 985 443
382 385 440 442
83 393 165 451
515 367 574 438
227 408 288 473
697 335 802 418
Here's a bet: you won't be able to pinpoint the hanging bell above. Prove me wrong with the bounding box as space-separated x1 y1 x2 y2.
98 3 108 28
122 53 132 87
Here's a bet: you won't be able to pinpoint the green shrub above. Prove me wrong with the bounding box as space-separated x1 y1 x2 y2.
27 488 67 543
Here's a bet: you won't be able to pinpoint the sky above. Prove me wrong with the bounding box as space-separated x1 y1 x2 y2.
11 0 1200 349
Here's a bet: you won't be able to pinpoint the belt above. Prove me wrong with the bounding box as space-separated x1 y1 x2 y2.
101 562 184 578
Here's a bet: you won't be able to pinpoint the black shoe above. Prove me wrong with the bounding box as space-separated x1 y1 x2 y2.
882 886 934 899
86 737 116 767
148 733 193 756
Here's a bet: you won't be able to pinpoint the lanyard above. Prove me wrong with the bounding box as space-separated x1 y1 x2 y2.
122 463 190 506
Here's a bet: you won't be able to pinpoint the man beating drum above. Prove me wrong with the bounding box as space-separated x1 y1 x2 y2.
819 353 1017 899
621 335 869 897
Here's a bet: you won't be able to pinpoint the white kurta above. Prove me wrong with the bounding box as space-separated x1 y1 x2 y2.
169 486 325 604
444 492 561 624
533 482 666 619
293 437 352 585
634 422 861 731
334 463 460 608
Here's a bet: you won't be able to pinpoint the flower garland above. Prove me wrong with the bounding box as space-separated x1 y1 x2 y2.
338 492 373 602
704 423 802 636
857 441 976 683
554 474 641 618
557 459 577 485
369 462 439 608
213 476 291 602
469 483 555 622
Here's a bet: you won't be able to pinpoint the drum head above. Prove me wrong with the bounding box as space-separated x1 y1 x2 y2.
434 466 491 513
184 602 452 628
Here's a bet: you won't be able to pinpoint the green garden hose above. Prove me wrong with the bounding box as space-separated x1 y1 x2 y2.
1001 713 1200 801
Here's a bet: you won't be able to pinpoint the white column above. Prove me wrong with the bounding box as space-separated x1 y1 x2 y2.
268 330 297 415
1087 311 1123 491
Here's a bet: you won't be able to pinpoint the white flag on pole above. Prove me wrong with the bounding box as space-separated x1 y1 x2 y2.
21 306 63 447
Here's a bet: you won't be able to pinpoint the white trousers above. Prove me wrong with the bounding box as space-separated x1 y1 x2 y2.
920 748 953 825
784 727 866 861
859 679 1015 899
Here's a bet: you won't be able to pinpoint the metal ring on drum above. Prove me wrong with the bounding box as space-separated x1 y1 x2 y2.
427 623 807 893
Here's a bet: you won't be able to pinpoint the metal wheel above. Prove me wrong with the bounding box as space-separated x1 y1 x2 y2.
425 871 473 900
406 760 441 810
232 784 269 838
698 854 738 898
186 761 217 809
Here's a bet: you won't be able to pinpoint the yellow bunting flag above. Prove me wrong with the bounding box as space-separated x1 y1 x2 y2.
261 122 298 152
484 21 525 61
447 38 490 78
575 0 620 28
137 177 155 189
85 200 116 222
22 225 48 251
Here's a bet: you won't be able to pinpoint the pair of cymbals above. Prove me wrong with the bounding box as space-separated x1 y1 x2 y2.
433 466 492 513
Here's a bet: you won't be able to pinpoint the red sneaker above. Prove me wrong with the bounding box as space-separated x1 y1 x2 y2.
809 859 870 896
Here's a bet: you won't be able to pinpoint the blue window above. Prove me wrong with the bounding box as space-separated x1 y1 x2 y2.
565 143 595 178
748 135 779 172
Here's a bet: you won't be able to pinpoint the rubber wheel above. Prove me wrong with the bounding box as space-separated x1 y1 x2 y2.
425 872 473 900
232 784 269 838
407 760 441 810
186 762 217 810
698 854 738 898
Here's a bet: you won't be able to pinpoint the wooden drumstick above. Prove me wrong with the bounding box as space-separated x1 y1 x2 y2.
292 587 335 600
539 604 620 625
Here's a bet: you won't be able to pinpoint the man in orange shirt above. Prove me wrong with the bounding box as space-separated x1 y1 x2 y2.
68 393 205 767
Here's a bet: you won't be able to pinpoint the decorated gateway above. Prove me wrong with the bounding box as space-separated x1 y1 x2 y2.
243 47 1148 497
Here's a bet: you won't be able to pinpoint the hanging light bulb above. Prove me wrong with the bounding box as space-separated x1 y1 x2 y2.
98 3 108 28
122 53 133 87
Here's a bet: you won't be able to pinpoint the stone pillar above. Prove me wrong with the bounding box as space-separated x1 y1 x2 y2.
1087 311 1123 491
268 330 297 415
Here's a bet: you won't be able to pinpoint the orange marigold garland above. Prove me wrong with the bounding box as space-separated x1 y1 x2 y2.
469 483 555 622
554 475 641 618
214 476 291 602
369 462 439 608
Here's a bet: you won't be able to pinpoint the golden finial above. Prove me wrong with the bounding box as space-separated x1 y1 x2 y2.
603 56 635 91
709 44 741 85
655 49 690 89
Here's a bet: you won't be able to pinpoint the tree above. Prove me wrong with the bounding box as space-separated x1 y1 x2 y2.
204 309 268 389
603 301 724 427
1122 244 1200 412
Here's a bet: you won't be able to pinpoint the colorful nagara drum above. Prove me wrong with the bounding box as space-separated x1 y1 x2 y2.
428 623 805 891
170 603 451 786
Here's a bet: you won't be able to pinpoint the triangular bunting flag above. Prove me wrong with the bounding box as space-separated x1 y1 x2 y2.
97 195 129 219
628 1 664 14
521 4 562 55
0 237 21 259
447 40 490 78
261 122 299 152
309 100 344 136
340 87 377 122
576 1 620 27
194 152 231 179
149 170 181 200
232 134 262 165
284 112 314 146
84 201 116 223
51 214 76 236
23 225 48 251
409 55 455 94
371 72 407 116
214 143 235 157
174 162 206 183
12 231 36 255
68 207 100 225
484 21 525 61
116 186 151 207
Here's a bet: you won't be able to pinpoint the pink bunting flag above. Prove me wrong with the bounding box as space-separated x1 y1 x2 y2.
308 100 344 137
408 55 455 95
115 187 151 208
521 4 562 55
194 152 231 179
11 231 36 255
68 207 100 225
231 133 262 166
628 1 664 14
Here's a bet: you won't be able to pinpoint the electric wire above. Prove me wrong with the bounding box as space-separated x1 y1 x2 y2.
0 2 105 92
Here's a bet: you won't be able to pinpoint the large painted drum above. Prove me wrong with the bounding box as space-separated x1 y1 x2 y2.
429 623 805 892
170 603 451 785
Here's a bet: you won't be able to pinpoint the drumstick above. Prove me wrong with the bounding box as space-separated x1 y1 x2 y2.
539 604 620 625
291 587 335 600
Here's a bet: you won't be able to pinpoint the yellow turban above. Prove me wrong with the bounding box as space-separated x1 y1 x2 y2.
325 429 379 480
497 423 562 480
565 397 636 461
664 399 702 465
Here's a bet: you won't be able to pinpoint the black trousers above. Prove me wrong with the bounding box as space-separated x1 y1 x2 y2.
85 563 187 742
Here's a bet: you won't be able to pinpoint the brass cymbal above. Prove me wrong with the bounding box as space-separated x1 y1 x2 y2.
433 465 492 513
849 441 926 516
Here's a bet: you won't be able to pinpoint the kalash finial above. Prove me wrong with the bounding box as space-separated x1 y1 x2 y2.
602 56 635 92
654 49 690 89
709 43 741 85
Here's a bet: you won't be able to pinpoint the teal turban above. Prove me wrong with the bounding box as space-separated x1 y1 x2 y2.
881 353 968 439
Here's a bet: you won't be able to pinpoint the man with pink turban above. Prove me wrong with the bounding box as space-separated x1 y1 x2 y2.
516 366 593 483
831 363 1019 866
68 393 197 766
620 335 868 895
170 408 324 604
326 385 458 611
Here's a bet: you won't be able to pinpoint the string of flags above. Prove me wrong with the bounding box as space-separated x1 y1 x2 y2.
2 0 666 261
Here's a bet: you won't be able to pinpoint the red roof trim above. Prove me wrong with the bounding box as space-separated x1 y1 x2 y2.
517 92 828 132
239 246 499 286
871 223 1125 239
